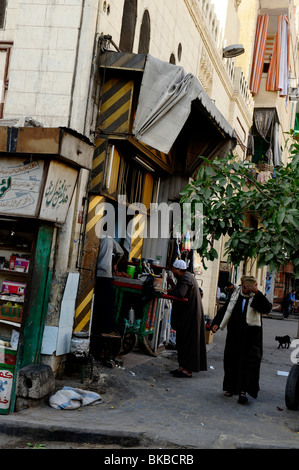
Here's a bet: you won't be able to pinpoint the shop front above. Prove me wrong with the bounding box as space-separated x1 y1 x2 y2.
74 49 236 358
0 125 93 413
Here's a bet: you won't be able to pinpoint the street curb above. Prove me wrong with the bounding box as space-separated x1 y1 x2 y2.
0 420 144 447
0 418 194 448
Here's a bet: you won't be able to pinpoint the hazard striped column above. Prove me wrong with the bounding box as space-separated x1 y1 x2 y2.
74 71 141 330
98 78 134 135
74 130 109 332
129 212 146 260
74 195 106 333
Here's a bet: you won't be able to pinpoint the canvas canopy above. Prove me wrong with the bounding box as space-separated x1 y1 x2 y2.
132 54 236 155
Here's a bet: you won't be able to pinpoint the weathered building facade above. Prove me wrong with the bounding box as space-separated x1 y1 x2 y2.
241 0 299 308
77 0 256 325
0 0 298 412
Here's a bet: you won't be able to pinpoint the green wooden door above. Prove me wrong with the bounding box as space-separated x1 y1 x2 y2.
20 223 55 367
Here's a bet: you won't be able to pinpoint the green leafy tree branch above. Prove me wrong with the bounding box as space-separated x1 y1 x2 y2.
180 134 299 275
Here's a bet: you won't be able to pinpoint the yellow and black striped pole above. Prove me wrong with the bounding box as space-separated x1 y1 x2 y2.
98 77 134 135
129 212 146 260
74 195 106 333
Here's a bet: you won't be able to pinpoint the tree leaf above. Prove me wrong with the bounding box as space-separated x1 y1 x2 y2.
180 143 299 271
277 208 286 225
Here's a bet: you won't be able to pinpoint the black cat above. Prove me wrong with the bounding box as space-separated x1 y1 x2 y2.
275 335 291 349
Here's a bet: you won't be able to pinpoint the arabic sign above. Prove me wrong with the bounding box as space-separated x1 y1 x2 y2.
0 369 13 410
39 161 78 223
0 158 44 216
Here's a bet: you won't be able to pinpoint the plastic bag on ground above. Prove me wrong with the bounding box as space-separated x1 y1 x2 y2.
49 386 103 410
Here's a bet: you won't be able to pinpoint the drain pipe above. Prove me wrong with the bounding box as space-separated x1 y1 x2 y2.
68 0 85 128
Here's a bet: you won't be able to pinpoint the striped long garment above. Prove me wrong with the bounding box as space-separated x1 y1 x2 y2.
250 14 290 97
266 14 290 97
250 14 269 96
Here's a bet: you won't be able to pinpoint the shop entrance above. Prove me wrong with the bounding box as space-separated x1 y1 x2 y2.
0 218 55 414
0 218 37 414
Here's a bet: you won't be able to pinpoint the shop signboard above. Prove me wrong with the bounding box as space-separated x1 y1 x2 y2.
39 160 78 223
0 157 44 216
0 158 78 223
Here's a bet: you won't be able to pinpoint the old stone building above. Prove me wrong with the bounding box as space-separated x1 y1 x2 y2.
0 0 298 412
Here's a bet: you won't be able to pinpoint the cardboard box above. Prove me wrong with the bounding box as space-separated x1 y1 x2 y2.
0 306 23 323
1 281 26 296
15 258 30 272
0 346 17 365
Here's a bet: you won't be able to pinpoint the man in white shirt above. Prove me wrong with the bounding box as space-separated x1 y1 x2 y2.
96 236 124 278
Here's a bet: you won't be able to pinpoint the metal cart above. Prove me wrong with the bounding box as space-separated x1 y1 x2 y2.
112 277 187 357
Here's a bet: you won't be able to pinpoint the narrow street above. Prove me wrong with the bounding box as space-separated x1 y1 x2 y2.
0 316 298 451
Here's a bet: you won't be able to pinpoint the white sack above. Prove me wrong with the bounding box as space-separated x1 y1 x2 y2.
49 386 103 410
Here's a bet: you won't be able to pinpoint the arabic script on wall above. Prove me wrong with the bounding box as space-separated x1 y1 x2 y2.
0 159 44 216
39 161 78 223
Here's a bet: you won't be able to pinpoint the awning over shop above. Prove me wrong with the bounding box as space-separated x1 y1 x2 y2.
132 54 236 155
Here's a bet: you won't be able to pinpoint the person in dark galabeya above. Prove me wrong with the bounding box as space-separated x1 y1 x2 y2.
167 259 207 378
211 275 272 404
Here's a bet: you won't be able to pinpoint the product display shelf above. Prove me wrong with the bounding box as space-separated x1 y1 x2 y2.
0 229 33 414
0 269 28 278
0 244 31 252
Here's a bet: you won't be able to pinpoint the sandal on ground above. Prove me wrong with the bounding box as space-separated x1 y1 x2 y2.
170 368 181 374
101 331 121 338
238 392 248 404
224 392 233 397
172 370 192 378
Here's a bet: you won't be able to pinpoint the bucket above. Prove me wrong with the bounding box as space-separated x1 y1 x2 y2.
126 265 135 278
